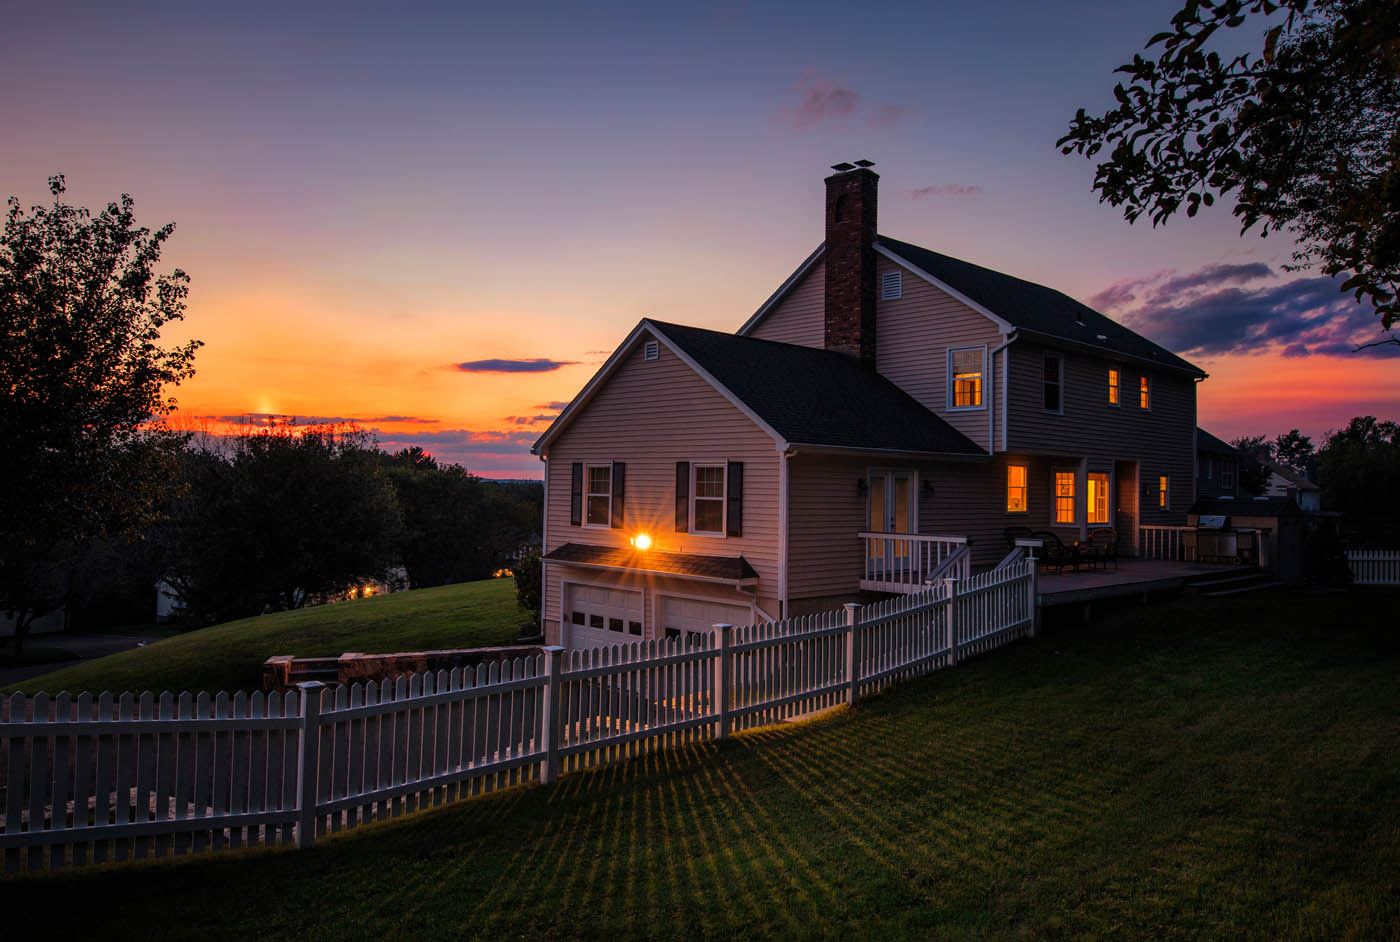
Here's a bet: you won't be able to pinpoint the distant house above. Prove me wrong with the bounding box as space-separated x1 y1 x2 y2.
1262 459 1322 512
1196 427 1239 500
531 164 1206 648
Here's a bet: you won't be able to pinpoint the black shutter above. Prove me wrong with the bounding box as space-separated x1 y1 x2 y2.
570 462 582 526
610 461 625 528
675 461 689 532
726 461 743 537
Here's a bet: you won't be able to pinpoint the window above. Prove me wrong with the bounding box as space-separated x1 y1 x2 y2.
1206 455 1215 479
1006 464 1028 513
1139 375 1151 409
1221 460 1236 491
1159 475 1170 509
1043 354 1063 412
1108 368 1120 406
948 347 985 408
1054 471 1075 524
1088 472 1110 525
692 464 725 534
881 270 902 300
585 464 612 526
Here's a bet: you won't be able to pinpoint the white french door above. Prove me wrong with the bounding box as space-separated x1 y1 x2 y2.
867 470 917 576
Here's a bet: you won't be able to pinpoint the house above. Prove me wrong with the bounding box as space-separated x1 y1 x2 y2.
1196 427 1239 499
532 164 1204 648
1261 459 1322 512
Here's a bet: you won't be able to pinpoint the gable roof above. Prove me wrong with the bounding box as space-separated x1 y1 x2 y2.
1196 427 1237 455
739 235 1205 377
533 318 986 458
1262 459 1320 491
647 321 985 456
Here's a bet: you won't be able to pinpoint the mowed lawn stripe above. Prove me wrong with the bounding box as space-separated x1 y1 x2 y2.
7 578 525 696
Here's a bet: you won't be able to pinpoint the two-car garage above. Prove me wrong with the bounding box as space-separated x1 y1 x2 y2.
562 582 752 650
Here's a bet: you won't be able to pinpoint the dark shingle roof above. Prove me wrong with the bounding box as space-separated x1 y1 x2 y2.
1196 427 1237 455
1188 496 1303 518
647 320 985 456
877 236 1205 376
543 543 760 582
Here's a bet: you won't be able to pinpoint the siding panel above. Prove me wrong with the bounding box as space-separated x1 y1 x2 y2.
746 259 826 348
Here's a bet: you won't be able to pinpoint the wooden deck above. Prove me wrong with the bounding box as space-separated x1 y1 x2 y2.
1034 557 1239 606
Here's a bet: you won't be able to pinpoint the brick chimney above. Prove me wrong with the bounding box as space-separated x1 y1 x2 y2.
824 163 879 368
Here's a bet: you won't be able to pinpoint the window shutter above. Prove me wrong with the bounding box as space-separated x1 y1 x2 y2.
611 461 625 528
726 461 743 537
570 462 583 526
675 461 689 532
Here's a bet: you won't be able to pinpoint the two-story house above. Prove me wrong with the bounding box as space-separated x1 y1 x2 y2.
1196 427 1240 499
532 164 1205 648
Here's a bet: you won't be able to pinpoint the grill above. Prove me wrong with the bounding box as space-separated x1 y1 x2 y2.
1188 515 1258 564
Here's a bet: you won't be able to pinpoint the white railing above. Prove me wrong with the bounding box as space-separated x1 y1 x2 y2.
1139 525 1196 561
860 532 971 592
0 560 1038 873
1347 549 1400 585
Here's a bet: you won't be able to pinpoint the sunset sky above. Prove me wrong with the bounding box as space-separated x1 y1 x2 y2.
4 0 1396 477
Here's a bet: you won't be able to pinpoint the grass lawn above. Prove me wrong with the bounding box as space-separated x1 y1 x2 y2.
3 587 1398 939
6 578 527 696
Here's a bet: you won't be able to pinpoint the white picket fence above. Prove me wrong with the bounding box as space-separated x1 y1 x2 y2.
1347 549 1400 585
0 560 1036 872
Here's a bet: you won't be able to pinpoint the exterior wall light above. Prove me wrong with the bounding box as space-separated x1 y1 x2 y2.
631 533 653 550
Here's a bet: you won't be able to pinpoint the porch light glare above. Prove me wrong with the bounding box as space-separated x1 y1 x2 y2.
631 533 652 551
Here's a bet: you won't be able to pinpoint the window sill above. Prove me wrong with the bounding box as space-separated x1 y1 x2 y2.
946 404 987 413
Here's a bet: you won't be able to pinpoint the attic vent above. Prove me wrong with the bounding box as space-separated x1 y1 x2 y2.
644 339 660 361
881 270 902 300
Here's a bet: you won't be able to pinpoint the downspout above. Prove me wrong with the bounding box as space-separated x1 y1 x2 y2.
778 447 791 619
989 332 1017 454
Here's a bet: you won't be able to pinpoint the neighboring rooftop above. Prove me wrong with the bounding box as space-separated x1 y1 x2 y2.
1197 427 1237 455
876 236 1205 376
542 543 760 583
648 319 986 457
1262 459 1320 491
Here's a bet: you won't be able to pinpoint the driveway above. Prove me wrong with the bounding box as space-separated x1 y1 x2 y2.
0 630 170 689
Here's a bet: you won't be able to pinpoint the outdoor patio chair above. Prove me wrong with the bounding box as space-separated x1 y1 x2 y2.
1003 526 1035 551
1031 530 1079 574
1088 527 1119 570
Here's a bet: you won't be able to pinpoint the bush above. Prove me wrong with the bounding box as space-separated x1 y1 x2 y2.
513 550 542 627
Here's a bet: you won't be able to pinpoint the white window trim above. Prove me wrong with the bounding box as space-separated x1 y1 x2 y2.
1043 353 1065 415
1005 463 1029 514
1139 375 1152 411
582 461 612 529
946 345 988 412
1108 367 1121 408
1052 467 1077 526
690 461 727 537
1086 471 1113 527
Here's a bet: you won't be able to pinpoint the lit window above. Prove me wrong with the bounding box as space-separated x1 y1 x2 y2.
585 464 611 526
693 464 725 534
1108 369 1119 406
1006 464 1028 513
1139 376 1151 409
1055 471 1075 524
1044 354 1063 412
949 347 984 408
1088 472 1110 525
1159 475 1170 509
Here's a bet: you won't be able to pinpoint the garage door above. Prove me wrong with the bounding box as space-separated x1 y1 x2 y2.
659 597 753 647
564 583 643 649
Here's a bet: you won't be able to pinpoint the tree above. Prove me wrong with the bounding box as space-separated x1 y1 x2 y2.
1 177 199 653
1230 434 1272 494
1316 415 1400 544
1059 0 1400 342
1272 428 1317 477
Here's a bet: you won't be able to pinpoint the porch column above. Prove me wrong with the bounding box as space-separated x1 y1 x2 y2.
1077 458 1089 542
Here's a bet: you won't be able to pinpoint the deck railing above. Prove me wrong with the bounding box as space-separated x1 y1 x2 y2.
859 532 971 592
1138 525 1196 561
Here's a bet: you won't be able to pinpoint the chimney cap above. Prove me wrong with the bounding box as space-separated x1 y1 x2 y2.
830 162 856 172
853 159 875 168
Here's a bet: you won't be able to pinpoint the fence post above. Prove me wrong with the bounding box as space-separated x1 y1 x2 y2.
712 624 732 739
1026 546 1040 638
539 645 565 784
944 578 960 665
294 681 326 851
843 602 860 704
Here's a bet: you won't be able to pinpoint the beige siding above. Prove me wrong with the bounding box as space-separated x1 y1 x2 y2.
745 259 826 348
875 257 1003 452
1006 341 1196 525
541 331 781 639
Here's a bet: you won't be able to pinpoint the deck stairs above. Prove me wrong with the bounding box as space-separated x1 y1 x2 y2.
1184 567 1284 598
